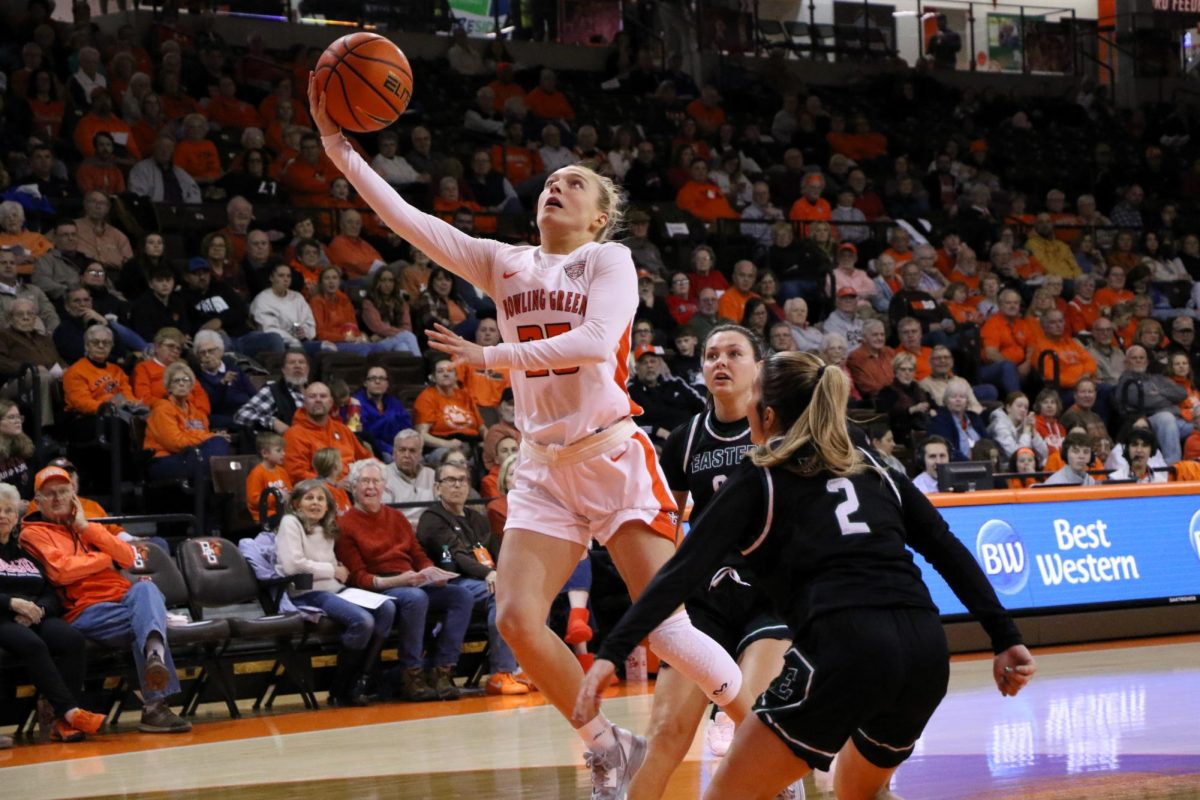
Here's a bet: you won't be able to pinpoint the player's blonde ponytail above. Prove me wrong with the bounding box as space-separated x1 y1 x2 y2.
751 351 863 477
588 169 626 243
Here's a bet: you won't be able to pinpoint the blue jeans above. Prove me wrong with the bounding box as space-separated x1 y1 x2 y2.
71 581 179 702
453 577 517 673
294 590 395 650
383 583 474 669
978 360 1020 396
334 331 421 357
148 436 231 482
1148 410 1190 464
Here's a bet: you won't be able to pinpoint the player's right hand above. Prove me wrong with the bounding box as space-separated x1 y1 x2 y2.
993 644 1036 697
307 72 341 138
572 658 617 725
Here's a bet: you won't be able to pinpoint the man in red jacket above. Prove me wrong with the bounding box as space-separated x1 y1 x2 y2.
20 467 191 733
335 459 473 702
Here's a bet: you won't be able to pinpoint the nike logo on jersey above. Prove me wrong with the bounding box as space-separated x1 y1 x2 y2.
609 451 626 463
503 270 522 279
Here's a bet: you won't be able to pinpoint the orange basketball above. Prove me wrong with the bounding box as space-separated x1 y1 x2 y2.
314 32 413 133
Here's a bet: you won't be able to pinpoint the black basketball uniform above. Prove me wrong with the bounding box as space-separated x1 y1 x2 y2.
598 447 1023 772
661 411 790 658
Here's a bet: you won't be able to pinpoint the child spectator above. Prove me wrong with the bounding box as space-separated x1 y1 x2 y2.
1044 431 1097 485
246 431 292 525
480 436 519 500
1006 447 1042 489
313 447 352 514
1033 388 1067 455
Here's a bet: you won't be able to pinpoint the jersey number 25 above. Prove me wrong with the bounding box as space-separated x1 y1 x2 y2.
516 323 580 378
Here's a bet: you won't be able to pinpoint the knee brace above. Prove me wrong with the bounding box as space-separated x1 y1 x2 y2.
648 611 743 707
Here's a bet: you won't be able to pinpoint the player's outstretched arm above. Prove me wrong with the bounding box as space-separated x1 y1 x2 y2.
308 73 500 293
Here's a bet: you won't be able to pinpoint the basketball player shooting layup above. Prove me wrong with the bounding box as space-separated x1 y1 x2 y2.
309 76 749 799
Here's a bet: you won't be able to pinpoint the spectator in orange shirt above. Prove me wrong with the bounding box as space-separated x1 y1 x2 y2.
282 133 343 207
76 132 127 195
717 260 759 322
675 160 738 222
132 328 211 412
174 113 223 186
947 245 982 293
685 84 725 136
491 120 545 189
309 266 370 349
143 362 231 481
207 75 263 130
979 288 1032 395
74 88 141 164
1029 309 1098 392
881 225 914 266
943 282 981 326
157 71 201 123
456 318 510 411
896 316 934 380
1095 265 1134 310
283 382 371 483
414 358 486 457
246 431 292 524
326 209 386 282
525 68 575 125
846 319 896 398
788 173 832 233
264 97 302 155
934 231 961 276
62 326 146 416
258 76 312 130
487 62 526 113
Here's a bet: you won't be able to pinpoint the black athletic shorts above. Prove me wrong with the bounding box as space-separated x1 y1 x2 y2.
684 567 791 659
753 606 950 772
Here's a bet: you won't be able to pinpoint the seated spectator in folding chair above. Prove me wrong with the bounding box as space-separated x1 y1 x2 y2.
62 326 147 423
417 459 529 696
192 331 258 430
143 362 232 481
233 347 310 435
414 357 487 463
246 432 292 526
54 287 146 366
20 466 192 733
0 482 106 743
132 328 210 412
382 429 437 528
25 457 170 554
276 479 394 707
283 382 372 484
353 367 412 464
337 459 473 702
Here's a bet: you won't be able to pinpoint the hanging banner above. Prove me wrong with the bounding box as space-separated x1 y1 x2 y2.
449 0 509 36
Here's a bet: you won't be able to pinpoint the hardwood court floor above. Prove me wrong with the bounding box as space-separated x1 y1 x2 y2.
3 637 1200 800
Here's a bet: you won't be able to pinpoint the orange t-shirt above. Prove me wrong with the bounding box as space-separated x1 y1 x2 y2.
281 156 343 206
1028 334 1098 389
309 291 362 342
789 197 833 225
74 114 142 160
525 87 576 122
76 161 127 194
685 99 725 131
491 143 543 185
488 80 526 113
456 363 510 410
63 359 134 414
207 96 263 130
717 287 758 324
980 315 1034 364
143 399 214 458
676 181 738 222
325 235 384 280
132 359 212 415
1095 287 1134 309
946 301 981 326
1066 297 1102 336
414 386 484 438
245 462 292 523
174 139 223 182
947 269 981 294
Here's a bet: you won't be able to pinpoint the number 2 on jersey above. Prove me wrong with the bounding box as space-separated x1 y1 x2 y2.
516 322 579 378
827 477 870 536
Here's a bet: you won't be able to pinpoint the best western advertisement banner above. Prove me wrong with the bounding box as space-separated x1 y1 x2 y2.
918 489 1200 617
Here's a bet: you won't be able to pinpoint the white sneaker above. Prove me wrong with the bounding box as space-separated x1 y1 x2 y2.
585 725 647 800
774 779 806 799
705 711 735 757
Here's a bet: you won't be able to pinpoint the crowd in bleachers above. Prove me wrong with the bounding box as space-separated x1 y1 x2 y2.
5 0 1200 746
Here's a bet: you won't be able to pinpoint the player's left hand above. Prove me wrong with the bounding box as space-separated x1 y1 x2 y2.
572 659 617 725
993 644 1036 697
425 323 486 367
